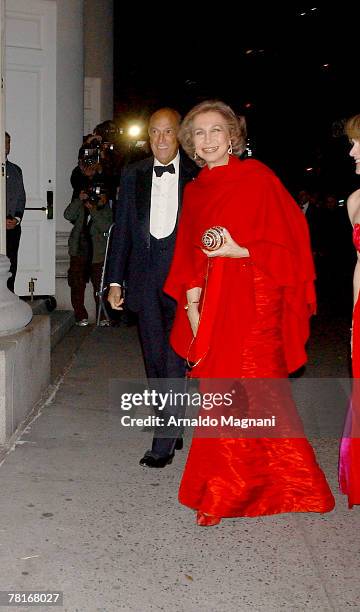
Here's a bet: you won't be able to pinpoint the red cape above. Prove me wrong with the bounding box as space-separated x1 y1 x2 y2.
164 156 316 374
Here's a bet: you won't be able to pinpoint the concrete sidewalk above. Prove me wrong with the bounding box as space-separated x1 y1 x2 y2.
0 319 358 612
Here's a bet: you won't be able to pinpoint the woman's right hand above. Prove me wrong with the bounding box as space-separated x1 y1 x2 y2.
187 304 200 337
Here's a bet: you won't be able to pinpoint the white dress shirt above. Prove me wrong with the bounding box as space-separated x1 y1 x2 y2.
150 152 180 239
110 153 181 287
301 201 310 215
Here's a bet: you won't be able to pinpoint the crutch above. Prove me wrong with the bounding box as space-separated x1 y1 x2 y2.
96 222 115 326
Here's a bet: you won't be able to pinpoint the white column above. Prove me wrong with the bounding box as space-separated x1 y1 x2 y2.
54 0 84 311
56 0 113 317
0 0 6 255
55 0 84 233
0 257 32 335
84 0 113 121
0 0 32 334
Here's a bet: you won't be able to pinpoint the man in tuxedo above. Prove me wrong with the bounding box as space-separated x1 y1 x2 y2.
107 108 198 467
5 132 26 292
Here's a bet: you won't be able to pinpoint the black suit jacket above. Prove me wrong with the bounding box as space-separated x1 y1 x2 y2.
106 152 198 312
6 160 26 219
304 204 322 252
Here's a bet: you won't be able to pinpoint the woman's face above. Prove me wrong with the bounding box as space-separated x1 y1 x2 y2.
349 139 360 175
192 111 231 169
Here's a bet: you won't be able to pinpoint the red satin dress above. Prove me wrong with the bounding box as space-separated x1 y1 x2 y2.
178 267 334 518
165 156 335 519
339 223 360 508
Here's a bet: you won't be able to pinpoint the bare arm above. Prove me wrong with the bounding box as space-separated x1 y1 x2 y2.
354 256 360 308
347 189 360 309
191 228 249 336
186 286 202 337
347 190 360 354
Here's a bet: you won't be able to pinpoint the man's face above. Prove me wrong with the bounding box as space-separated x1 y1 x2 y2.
79 160 99 178
99 192 108 206
5 134 10 157
325 196 337 210
148 109 179 165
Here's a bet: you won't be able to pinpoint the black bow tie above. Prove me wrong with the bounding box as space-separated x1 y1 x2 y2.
154 163 175 177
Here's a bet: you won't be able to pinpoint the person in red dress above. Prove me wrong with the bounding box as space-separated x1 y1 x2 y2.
339 114 360 507
164 100 335 525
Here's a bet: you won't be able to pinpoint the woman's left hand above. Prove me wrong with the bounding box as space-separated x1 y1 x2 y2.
202 228 249 259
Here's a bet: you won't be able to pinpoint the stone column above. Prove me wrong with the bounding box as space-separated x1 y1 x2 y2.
55 0 84 234
54 0 84 311
0 256 32 336
0 0 5 256
84 0 114 121
0 0 32 335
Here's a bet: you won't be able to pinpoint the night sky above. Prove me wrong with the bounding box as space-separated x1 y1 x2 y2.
114 6 359 196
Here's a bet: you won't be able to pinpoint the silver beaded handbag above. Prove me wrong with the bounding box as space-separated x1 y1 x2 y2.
201 226 226 251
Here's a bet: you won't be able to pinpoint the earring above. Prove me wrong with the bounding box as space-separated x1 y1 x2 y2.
245 139 253 157
228 142 233 155
193 151 198 160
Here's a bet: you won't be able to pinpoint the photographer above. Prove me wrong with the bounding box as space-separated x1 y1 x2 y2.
71 135 119 204
64 182 112 326
70 140 103 201
93 121 122 201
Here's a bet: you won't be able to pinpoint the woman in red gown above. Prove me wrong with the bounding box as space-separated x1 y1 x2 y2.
339 114 360 507
164 100 335 525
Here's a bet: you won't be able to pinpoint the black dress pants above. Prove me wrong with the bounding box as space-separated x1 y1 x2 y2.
6 226 21 292
138 285 185 379
137 275 186 457
133 232 187 457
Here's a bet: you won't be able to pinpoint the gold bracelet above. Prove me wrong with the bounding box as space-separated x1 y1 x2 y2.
184 301 199 311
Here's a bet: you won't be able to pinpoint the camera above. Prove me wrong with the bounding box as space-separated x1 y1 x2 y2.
79 140 101 167
87 182 107 206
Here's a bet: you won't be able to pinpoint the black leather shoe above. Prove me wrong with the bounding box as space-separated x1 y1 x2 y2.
139 452 174 468
175 438 183 450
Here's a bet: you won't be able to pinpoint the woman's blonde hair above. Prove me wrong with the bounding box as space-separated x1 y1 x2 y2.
345 114 360 140
178 100 247 167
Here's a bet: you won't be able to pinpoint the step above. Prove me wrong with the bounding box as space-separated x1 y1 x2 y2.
21 298 75 350
50 310 75 349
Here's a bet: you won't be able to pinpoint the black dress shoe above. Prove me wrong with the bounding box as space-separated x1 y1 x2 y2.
175 438 183 450
139 452 174 468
